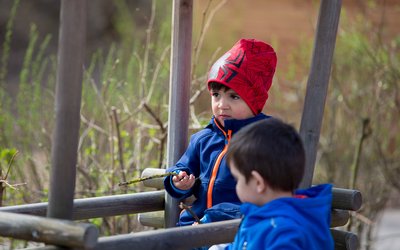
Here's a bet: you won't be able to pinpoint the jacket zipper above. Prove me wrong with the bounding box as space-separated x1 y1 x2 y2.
206 119 232 208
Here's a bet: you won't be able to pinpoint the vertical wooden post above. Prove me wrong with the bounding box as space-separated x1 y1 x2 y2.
47 0 87 219
299 0 342 188
165 0 193 228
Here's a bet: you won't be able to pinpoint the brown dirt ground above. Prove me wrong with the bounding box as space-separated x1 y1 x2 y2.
194 0 400 72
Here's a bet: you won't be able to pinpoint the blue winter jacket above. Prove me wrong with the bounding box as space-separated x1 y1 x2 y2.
226 184 334 250
164 114 269 226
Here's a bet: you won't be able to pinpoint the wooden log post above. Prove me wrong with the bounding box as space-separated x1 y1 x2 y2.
165 0 193 228
299 0 342 188
47 0 87 220
0 211 98 249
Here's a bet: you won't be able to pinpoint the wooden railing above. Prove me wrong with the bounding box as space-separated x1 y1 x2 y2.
0 167 361 249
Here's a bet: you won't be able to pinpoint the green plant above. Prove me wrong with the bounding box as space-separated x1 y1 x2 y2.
0 148 21 206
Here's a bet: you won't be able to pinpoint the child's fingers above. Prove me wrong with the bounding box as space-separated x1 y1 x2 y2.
172 171 187 182
172 175 180 182
174 174 196 189
180 174 195 182
181 175 195 187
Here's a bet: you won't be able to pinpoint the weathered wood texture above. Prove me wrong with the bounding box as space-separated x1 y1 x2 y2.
1 187 353 244
0 211 97 249
138 207 349 229
26 219 357 250
142 168 166 189
0 190 165 219
331 209 350 228
48 0 87 220
332 187 362 211
165 0 193 228
299 0 342 188
332 229 359 250
138 211 165 228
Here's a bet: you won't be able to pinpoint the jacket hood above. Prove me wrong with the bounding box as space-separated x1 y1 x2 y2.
241 184 333 244
242 184 332 224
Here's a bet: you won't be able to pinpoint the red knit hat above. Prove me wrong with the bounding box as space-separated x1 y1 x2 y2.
207 39 277 115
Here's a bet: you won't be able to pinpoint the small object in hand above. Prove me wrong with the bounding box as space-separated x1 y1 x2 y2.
118 172 178 187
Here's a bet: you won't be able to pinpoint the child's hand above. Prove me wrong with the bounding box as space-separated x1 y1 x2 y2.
172 171 196 190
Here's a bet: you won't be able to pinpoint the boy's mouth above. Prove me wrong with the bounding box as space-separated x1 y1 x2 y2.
218 114 231 120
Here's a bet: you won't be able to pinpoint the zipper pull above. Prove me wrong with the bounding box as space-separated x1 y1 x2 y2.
227 130 232 143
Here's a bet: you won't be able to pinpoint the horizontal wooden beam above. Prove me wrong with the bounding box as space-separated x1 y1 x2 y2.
331 229 359 250
0 211 97 249
331 209 350 228
141 168 362 211
331 187 362 211
142 168 166 189
0 190 165 219
0 182 355 228
26 219 358 250
29 219 240 250
138 211 165 228
138 208 349 229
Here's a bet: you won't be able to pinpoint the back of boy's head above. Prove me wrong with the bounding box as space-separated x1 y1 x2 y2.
207 38 277 115
226 118 305 192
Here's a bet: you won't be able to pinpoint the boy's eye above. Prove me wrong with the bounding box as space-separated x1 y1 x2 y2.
231 94 240 100
212 92 220 97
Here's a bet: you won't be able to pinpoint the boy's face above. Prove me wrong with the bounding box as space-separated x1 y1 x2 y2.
210 87 254 127
230 162 260 205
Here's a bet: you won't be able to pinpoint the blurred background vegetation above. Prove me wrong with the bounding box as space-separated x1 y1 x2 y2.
0 0 399 249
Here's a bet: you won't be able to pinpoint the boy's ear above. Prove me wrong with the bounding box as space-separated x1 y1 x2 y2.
251 170 267 193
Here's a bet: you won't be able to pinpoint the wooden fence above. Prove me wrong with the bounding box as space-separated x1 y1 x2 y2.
0 182 360 250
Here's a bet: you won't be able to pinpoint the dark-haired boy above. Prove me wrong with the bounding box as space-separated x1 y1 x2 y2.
221 118 334 250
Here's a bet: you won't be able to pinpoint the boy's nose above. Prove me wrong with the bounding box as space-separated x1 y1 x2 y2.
218 98 229 109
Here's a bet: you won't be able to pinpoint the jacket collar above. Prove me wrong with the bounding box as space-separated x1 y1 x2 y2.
208 113 269 134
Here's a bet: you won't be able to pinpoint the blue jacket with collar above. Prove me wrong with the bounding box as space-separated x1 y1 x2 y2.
226 184 334 250
164 113 269 226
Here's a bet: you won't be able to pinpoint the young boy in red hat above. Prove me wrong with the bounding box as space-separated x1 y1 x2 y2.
164 38 277 226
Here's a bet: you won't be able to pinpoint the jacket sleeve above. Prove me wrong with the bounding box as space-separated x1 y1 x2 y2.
200 202 241 223
163 132 203 199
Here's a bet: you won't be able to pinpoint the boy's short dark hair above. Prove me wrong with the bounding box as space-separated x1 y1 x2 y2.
208 82 230 92
226 118 305 192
